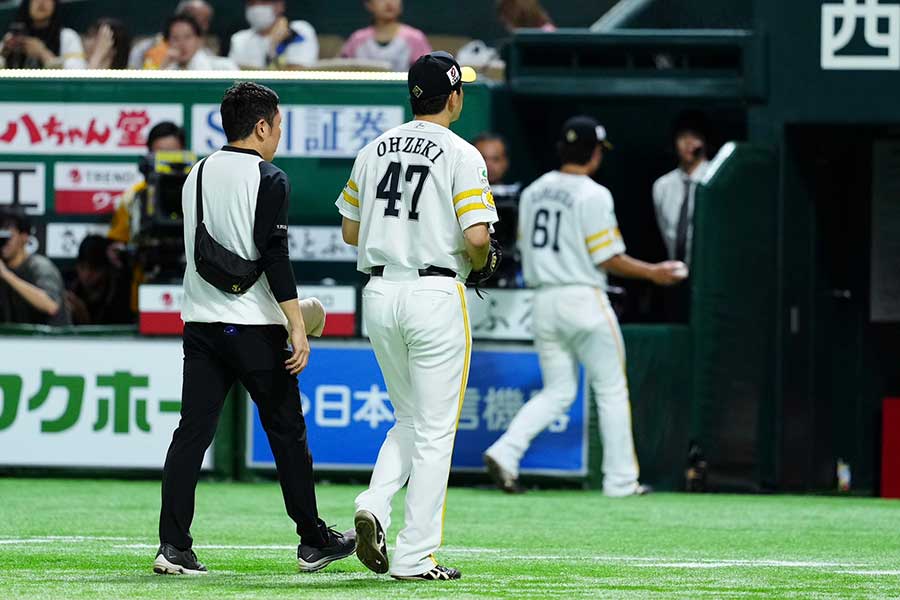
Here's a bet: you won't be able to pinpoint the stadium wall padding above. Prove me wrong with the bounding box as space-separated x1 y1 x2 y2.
690 143 778 491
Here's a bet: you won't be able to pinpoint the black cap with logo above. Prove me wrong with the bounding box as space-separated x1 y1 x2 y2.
559 115 614 151
408 51 478 101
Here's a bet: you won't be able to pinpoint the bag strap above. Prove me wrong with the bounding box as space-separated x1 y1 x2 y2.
195 158 207 225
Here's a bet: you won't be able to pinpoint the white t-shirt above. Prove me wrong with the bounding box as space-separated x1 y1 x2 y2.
335 120 499 280
518 171 625 289
59 28 86 69
229 20 318 69
165 49 238 71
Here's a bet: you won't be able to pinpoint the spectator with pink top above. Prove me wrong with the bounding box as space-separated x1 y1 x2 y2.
340 0 431 72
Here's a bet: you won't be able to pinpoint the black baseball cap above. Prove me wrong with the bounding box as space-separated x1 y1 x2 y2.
408 51 477 101
559 115 614 151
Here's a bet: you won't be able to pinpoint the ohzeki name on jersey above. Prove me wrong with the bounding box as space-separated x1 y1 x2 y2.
376 135 446 164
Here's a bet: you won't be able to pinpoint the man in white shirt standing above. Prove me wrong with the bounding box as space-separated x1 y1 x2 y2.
153 82 354 577
229 0 318 69
652 110 710 321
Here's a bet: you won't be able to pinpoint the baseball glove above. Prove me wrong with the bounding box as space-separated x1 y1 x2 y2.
466 238 503 296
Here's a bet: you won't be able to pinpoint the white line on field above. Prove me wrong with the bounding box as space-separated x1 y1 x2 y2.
5 536 889 574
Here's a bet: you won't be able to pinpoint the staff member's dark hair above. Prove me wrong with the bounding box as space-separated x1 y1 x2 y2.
220 82 280 143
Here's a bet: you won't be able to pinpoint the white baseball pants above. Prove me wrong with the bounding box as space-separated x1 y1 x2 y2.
485 285 640 497
355 267 471 576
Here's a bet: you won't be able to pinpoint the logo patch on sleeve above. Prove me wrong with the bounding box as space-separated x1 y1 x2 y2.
482 187 496 210
478 166 489 185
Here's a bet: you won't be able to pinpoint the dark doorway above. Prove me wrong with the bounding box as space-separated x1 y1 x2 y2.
780 125 900 492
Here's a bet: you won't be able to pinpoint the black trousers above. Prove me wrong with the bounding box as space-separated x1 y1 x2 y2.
159 322 328 550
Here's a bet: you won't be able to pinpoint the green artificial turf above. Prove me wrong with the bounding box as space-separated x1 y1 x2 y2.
1 478 898 599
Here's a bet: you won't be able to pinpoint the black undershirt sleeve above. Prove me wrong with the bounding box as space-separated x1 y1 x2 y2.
254 162 297 303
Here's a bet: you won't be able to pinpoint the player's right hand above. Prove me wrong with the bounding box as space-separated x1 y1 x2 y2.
651 260 689 286
285 326 311 375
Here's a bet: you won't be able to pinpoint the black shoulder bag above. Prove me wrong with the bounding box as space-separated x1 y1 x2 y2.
193 158 265 295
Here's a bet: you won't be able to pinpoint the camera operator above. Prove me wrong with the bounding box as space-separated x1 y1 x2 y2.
0 207 70 326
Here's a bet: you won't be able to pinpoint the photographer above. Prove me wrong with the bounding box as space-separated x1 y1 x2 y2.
0 207 70 326
1 0 86 70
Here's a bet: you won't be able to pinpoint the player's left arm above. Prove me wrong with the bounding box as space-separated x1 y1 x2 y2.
586 189 686 286
454 149 500 276
341 218 360 247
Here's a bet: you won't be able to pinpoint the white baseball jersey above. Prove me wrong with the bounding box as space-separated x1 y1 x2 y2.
487 169 641 497
518 171 625 289
335 119 498 278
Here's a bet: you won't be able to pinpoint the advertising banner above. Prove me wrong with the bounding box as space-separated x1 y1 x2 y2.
192 104 405 158
0 162 45 215
139 284 357 336
53 162 141 214
247 343 587 475
0 103 183 155
0 338 211 469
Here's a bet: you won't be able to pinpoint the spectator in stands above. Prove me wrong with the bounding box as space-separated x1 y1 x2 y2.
474 132 522 287
497 0 556 32
162 14 236 71
229 0 318 69
0 0 85 69
65 235 133 325
128 1 217 70
652 110 710 321
0 208 71 326
84 18 131 70
340 0 431 71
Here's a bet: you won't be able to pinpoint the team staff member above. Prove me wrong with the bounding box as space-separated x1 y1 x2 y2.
336 52 500 581
154 82 354 576
652 111 710 322
483 116 686 496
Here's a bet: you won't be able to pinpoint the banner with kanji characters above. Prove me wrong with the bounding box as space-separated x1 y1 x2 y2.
192 104 405 158
0 338 212 470
0 103 183 155
246 343 587 475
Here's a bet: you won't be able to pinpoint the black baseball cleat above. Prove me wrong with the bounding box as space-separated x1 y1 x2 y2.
392 565 462 581
354 509 389 574
483 453 526 494
297 527 357 572
153 543 208 575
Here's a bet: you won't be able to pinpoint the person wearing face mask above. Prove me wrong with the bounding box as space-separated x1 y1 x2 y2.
340 0 431 72
229 0 319 70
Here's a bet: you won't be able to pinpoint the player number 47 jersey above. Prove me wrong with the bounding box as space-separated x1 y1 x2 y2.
335 120 499 280
518 171 626 289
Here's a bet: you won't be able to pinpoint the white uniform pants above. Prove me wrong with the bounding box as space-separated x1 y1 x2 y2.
355 267 471 576
485 286 640 496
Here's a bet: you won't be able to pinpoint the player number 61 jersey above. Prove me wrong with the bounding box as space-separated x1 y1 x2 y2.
335 120 499 279
518 171 626 289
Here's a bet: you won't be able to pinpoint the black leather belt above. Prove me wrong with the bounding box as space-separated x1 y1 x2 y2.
370 265 457 278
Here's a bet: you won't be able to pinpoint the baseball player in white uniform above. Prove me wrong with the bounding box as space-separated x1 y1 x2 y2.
335 51 500 581
483 116 687 497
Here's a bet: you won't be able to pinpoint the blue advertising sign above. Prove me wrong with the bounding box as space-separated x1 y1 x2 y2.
246 342 587 476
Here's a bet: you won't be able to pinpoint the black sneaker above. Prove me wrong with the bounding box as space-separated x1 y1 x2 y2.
354 509 389 574
297 527 356 572
484 453 525 494
392 565 462 581
153 543 208 575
